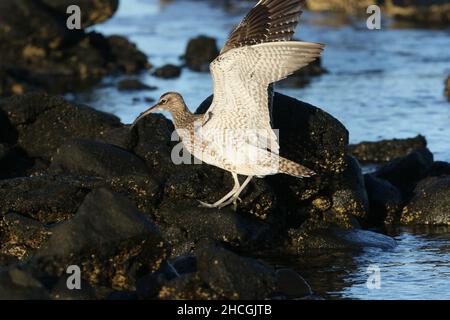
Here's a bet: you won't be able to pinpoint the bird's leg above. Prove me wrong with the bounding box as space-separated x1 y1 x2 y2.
198 173 240 208
218 176 253 210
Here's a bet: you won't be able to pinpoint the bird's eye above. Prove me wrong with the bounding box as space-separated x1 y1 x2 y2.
160 99 167 105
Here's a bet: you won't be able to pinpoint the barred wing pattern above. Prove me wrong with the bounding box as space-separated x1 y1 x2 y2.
222 0 306 54
203 41 324 154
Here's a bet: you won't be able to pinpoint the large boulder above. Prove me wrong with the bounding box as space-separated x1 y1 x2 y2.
0 93 121 160
49 139 150 179
184 36 219 72
401 176 450 225
0 1 149 97
349 135 427 164
0 268 49 300
385 0 450 26
28 188 169 291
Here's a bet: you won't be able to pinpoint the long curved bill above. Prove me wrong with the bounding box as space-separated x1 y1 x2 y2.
131 103 160 128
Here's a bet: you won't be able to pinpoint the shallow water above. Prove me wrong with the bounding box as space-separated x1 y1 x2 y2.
70 0 450 299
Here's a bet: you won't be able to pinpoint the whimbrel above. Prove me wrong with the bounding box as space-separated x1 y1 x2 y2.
133 0 324 209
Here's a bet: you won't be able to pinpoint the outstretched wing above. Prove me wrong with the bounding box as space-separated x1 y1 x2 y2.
204 41 324 152
221 0 306 54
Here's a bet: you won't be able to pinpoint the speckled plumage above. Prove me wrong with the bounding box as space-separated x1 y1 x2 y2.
135 0 324 208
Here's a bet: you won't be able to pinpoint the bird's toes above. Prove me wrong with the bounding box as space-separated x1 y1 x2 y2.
198 200 216 208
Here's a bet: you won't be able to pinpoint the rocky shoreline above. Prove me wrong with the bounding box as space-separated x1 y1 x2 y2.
1 91 449 299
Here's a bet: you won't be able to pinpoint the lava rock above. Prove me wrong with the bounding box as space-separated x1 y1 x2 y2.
428 161 450 177
158 272 219 300
401 176 450 225
50 277 96 300
136 262 179 299
330 155 369 220
184 35 219 72
117 79 156 91
373 147 434 198
0 213 50 261
0 93 121 159
40 0 119 28
0 267 49 300
385 0 450 26
50 139 150 179
153 64 182 79
0 1 149 97
364 174 403 225
0 175 100 223
156 198 271 255
29 188 169 290
290 227 397 251
349 135 427 164
275 268 312 299
195 240 277 300
445 76 450 101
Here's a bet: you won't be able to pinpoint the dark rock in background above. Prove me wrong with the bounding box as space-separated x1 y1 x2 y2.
373 147 434 198
117 79 156 91
153 64 182 79
0 0 149 97
445 75 450 101
184 35 219 72
349 135 427 164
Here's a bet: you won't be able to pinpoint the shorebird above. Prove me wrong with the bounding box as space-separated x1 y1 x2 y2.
133 0 324 209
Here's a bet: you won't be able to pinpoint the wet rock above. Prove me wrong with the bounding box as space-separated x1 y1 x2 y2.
156 198 271 255
184 35 219 72
349 135 427 164
153 64 182 79
0 213 51 260
0 267 49 300
50 139 150 179
40 0 119 28
275 268 312 299
279 57 327 87
330 155 369 220
445 76 450 101
50 277 96 300
401 176 450 225
171 254 197 275
428 161 450 177
373 147 434 198
385 0 450 26
290 227 396 251
159 272 219 300
0 93 121 160
117 79 156 91
106 35 151 74
364 174 403 225
0 175 100 223
0 253 18 267
136 262 178 299
29 188 169 291
0 1 149 97
195 240 277 300
100 126 138 150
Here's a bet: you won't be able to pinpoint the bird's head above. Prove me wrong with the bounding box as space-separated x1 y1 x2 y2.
132 92 186 127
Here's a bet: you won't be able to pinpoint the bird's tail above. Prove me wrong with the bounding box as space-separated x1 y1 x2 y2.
278 156 315 178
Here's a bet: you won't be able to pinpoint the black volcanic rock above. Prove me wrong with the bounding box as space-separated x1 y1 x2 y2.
0 0 149 97
28 188 169 291
184 35 219 72
401 176 450 225
349 135 427 164
153 64 182 79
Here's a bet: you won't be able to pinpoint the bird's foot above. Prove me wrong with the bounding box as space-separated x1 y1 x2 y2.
217 196 242 210
197 200 218 208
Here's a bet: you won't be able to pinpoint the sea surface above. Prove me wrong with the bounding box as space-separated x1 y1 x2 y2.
69 0 450 299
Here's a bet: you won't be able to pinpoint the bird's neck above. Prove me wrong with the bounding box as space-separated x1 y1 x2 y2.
171 106 200 131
